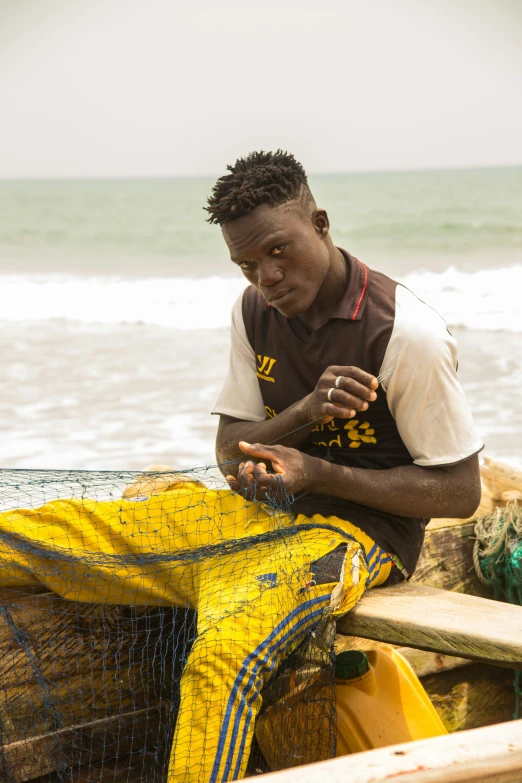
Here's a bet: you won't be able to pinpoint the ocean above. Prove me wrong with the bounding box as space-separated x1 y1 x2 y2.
0 167 521 470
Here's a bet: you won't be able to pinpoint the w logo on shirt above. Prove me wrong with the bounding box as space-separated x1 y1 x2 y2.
257 355 277 382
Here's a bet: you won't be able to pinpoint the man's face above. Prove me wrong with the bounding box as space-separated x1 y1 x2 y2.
222 201 331 318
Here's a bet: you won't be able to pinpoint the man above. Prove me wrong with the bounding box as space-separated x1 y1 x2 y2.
0 150 481 783
211 149 482 578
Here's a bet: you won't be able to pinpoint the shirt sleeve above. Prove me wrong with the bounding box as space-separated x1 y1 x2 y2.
379 284 484 467
211 291 266 422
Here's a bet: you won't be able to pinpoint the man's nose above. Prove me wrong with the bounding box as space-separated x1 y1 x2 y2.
258 259 283 288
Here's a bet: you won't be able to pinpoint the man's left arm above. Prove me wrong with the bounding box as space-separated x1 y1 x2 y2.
230 442 480 519
313 454 481 518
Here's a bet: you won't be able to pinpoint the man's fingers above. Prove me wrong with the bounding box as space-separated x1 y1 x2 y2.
253 462 268 482
333 378 378 403
231 461 255 489
227 470 272 501
324 378 377 405
326 387 375 412
238 441 275 460
229 472 260 496
238 460 255 479
233 444 290 499
228 465 286 501
323 404 356 419
328 366 378 391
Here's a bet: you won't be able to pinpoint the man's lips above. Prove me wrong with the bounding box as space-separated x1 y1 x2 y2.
267 289 293 303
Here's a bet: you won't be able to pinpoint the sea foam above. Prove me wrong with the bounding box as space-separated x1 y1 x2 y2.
400 265 522 333
0 265 520 332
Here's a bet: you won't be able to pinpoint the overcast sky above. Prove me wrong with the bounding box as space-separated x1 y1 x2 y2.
0 0 521 178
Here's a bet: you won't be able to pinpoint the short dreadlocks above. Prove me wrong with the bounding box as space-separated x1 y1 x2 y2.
205 150 310 225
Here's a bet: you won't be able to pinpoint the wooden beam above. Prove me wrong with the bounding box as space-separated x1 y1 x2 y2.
37 747 170 783
0 592 190 743
248 718 522 783
337 582 522 669
1 703 169 783
421 663 515 733
335 636 473 677
413 520 489 597
0 662 172 744
0 592 181 655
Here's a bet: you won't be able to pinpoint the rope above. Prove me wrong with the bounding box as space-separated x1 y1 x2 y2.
473 536 492 587
473 501 522 719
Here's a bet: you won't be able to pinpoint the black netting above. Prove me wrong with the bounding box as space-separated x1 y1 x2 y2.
0 467 363 783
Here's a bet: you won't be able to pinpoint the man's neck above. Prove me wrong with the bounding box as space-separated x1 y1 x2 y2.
297 245 348 333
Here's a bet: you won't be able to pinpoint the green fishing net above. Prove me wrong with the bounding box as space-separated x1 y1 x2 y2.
474 503 522 719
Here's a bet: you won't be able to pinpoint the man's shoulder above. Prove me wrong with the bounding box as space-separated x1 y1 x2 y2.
367 266 405 306
368 268 448 337
394 282 449 340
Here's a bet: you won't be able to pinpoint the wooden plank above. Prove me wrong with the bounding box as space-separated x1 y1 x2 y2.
0 592 191 743
0 662 171 743
337 582 522 669
0 609 181 674
421 663 515 733
335 517 496 681
335 635 473 677
0 592 182 653
413 520 489 597
425 517 470 531
0 621 177 688
249 718 522 783
0 593 192 688
37 747 170 783
1 703 170 783
399 648 472 678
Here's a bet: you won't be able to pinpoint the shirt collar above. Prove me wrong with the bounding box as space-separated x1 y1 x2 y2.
330 249 372 322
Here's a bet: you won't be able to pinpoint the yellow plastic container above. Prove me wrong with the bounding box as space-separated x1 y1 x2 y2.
335 645 447 755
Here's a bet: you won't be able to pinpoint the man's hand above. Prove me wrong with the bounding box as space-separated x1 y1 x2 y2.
216 365 379 476
298 365 378 424
225 441 316 502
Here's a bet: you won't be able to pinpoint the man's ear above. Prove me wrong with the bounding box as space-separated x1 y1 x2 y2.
311 208 330 239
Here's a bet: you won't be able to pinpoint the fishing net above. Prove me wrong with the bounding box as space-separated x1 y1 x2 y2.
0 465 373 783
474 502 522 719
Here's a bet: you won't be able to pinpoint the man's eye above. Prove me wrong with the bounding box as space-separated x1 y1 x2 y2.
271 245 286 256
240 261 255 270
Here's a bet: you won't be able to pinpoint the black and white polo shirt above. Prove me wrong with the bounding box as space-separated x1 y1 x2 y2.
213 250 483 574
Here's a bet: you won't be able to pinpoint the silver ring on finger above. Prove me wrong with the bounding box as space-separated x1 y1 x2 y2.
334 376 343 389
327 387 336 402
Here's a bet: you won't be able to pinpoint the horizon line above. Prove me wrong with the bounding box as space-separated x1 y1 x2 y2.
1 161 521 183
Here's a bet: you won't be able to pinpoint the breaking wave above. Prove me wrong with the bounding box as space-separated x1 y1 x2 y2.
0 265 520 332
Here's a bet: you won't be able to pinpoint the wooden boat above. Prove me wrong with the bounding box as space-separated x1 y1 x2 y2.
1 457 521 782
